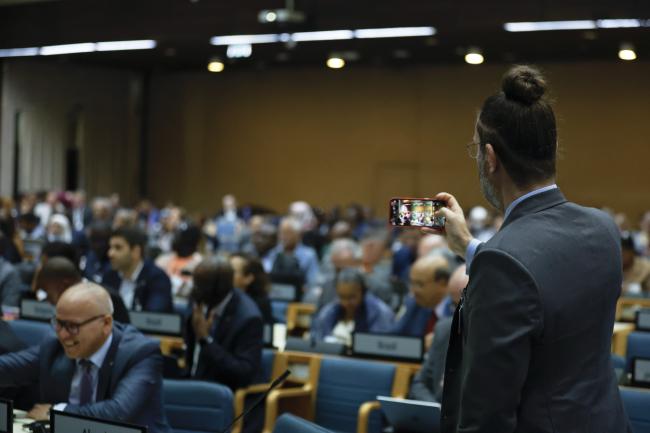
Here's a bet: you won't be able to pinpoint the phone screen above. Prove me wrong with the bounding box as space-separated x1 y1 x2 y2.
389 198 446 228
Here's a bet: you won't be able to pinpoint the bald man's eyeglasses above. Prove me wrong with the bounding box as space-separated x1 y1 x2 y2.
51 315 106 335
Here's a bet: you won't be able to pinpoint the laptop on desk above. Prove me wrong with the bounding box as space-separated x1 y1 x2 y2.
378 396 440 433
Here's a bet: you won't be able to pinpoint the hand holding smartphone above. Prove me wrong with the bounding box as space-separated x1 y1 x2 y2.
389 197 446 229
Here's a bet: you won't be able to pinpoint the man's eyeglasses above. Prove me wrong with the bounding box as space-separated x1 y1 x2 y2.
466 141 480 159
50 315 106 335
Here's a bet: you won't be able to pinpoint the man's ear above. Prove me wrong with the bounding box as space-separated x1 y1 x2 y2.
484 143 499 174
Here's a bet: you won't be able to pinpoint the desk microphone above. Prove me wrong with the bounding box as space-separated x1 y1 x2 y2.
218 369 291 433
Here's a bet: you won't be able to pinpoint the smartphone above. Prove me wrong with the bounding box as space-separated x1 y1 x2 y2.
389 198 446 229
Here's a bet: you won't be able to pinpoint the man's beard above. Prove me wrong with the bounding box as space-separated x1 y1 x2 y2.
478 154 503 211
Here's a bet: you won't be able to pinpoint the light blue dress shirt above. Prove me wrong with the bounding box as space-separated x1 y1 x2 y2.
465 184 558 273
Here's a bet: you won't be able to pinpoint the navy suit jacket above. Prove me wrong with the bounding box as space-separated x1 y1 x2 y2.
441 188 630 433
0 322 171 433
102 260 173 313
186 288 263 390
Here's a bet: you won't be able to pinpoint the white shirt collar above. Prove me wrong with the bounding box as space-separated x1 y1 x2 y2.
120 260 144 283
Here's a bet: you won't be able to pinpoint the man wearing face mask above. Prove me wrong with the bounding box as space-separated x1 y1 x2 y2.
185 257 263 391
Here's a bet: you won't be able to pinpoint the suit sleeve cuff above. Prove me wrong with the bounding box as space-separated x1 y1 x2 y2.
465 238 482 274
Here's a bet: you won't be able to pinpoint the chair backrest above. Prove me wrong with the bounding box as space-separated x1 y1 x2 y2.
7 319 54 347
611 353 626 383
620 387 650 433
253 348 275 384
314 357 395 433
627 332 650 372
273 413 334 433
163 379 233 433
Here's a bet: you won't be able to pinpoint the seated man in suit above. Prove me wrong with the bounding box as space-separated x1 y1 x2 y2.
0 282 171 433
185 257 263 391
38 256 130 323
391 254 450 338
102 227 173 312
409 264 467 402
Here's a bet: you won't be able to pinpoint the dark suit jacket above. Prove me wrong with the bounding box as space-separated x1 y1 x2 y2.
0 322 171 433
441 188 630 433
0 319 26 354
186 288 263 390
102 260 173 313
409 316 452 403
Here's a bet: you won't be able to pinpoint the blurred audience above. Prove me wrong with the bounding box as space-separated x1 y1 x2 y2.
311 267 394 346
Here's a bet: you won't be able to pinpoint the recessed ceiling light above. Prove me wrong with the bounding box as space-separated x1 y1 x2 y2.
326 57 345 69
464 48 484 65
207 61 225 72
618 43 637 61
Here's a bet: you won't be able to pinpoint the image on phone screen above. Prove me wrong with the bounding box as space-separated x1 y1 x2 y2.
389 198 445 228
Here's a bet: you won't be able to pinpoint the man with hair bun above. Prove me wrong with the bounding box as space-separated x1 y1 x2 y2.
431 66 629 432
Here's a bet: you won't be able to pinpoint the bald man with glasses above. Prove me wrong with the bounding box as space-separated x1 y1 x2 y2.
0 283 171 433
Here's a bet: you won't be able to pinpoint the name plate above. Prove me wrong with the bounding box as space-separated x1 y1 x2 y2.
636 309 650 332
353 332 423 362
632 358 650 387
128 311 182 336
51 410 146 433
20 299 55 322
269 284 296 301
263 324 274 347
0 398 11 433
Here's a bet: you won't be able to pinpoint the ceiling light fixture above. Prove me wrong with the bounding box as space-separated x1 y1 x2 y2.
227 44 253 59
95 40 157 51
210 26 438 46
354 26 436 39
210 34 280 46
207 60 225 72
291 30 354 42
326 57 345 69
464 48 484 65
618 43 637 61
0 47 40 57
504 19 648 32
40 43 96 55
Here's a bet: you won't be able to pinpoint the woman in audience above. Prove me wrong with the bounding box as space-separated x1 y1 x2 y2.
155 224 203 300
230 252 273 324
311 267 394 345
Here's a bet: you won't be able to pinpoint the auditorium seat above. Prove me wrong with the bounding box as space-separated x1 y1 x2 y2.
620 387 650 433
7 319 54 347
264 356 395 433
232 349 283 433
611 353 626 382
626 332 650 372
163 379 233 433
273 413 334 433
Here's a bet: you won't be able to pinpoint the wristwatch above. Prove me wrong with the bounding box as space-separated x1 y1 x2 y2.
199 336 214 346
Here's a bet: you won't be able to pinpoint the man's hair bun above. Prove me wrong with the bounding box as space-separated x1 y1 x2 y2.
502 65 547 105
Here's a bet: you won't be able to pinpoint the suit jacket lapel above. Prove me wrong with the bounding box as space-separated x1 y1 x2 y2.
213 291 239 344
500 188 567 230
96 328 121 400
49 354 76 403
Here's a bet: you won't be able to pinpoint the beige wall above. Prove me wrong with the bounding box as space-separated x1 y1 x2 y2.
0 59 142 203
148 62 650 221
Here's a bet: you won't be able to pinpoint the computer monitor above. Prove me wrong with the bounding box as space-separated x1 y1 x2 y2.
50 410 146 433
